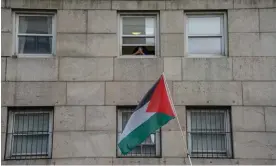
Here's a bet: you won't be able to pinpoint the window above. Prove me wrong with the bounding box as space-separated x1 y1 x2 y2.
187 107 232 158
185 12 227 57
14 12 56 56
119 13 158 57
117 106 161 157
5 107 53 160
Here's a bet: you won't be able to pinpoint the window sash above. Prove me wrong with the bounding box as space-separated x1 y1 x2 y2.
6 109 53 159
187 108 232 158
185 12 226 56
119 13 158 56
117 107 161 157
14 13 56 56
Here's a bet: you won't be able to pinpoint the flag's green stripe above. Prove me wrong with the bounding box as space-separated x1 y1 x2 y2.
118 112 174 155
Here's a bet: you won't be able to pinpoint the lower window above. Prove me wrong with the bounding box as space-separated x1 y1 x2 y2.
186 107 233 158
117 106 161 157
5 107 53 160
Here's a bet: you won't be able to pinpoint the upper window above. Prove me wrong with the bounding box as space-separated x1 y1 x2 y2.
186 107 232 158
119 13 158 57
117 106 161 157
185 12 227 57
5 107 53 160
14 12 56 56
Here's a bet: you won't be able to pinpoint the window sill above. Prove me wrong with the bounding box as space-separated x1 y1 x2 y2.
185 54 227 58
13 54 55 58
118 55 157 59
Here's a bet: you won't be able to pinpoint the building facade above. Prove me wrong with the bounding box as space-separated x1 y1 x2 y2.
1 0 276 165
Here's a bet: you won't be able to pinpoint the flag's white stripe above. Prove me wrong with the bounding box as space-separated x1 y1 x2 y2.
119 102 155 142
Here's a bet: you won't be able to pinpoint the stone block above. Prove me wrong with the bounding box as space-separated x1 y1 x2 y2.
1 107 7 133
234 0 275 8
6 58 58 81
54 106 85 131
67 82 105 105
88 10 117 33
161 158 186 165
59 57 113 81
260 9 276 32
2 58 6 81
8 0 63 9
63 0 111 9
86 106 116 131
230 33 276 57
161 34 184 57
105 82 154 105
4 159 51 165
52 131 116 158
234 132 270 159
237 159 276 165
163 106 185 131
162 131 187 157
228 9 259 32
229 33 260 57
173 82 242 105
207 0 233 9
165 0 208 9
1 82 15 106
265 107 276 132
243 82 276 106
112 0 165 10
113 158 161 165
260 33 276 57
267 133 276 159
56 34 86 57
164 57 182 80
57 10 87 33
187 158 235 165
15 82 66 106
233 57 276 80
182 58 232 81
86 34 117 57
232 106 265 131
2 133 5 160
1 9 12 32
1 33 12 57
114 58 163 81
160 11 184 33
52 157 113 165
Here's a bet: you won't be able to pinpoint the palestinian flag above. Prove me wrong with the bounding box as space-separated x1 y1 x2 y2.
118 73 176 155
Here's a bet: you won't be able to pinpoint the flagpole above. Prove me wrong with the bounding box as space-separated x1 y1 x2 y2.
162 73 193 166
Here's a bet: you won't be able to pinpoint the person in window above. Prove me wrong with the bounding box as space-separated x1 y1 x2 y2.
132 46 149 55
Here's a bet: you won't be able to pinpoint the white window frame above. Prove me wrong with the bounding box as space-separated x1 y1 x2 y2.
118 12 159 58
13 11 56 57
184 11 227 58
187 108 232 158
5 109 53 159
117 108 161 157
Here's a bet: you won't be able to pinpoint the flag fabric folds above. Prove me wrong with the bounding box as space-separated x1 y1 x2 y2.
118 73 176 155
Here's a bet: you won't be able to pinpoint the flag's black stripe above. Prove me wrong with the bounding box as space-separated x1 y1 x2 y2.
134 76 161 111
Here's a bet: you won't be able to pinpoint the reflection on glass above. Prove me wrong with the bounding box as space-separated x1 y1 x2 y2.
19 16 52 34
122 17 155 35
188 16 221 35
18 36 52 54
188 37 222 54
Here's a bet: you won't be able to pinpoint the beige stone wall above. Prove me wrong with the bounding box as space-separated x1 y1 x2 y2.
1 0 276 165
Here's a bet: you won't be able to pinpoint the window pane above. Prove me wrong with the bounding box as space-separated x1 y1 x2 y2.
12 135 49 154
14 113 49 133
191 133 226 152
191 111 225 132
19 16 52 34
123 37 155 45
188 37 222 54
188 16 222 35
122 17 155 35
122 46 155 55
18 36 52 54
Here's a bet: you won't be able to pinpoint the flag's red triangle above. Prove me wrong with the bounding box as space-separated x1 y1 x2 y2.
146 75 175 117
